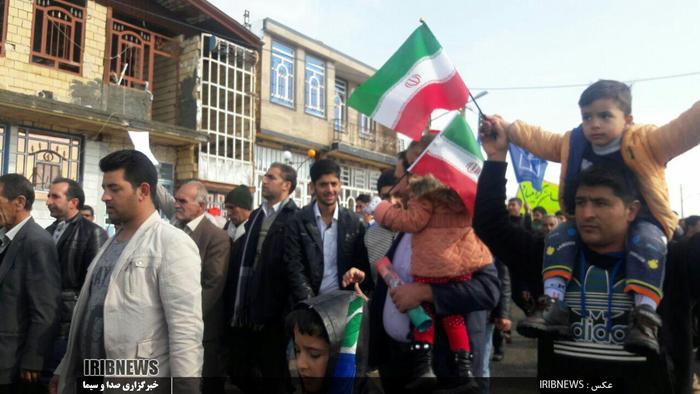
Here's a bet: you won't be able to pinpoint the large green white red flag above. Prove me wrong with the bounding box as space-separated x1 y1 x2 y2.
348 23 469 141
409 114 483 213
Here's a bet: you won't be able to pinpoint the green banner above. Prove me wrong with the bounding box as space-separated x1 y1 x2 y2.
517 180 561 215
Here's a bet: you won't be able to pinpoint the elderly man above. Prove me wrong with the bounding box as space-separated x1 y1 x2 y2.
51 150 203 394
0 174 60 393
174 181 231 394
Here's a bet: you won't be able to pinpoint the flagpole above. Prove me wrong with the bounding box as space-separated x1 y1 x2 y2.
468 91 485 118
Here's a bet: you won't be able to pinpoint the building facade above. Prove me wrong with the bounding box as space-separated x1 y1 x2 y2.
257 18 397 209
0 0 261 226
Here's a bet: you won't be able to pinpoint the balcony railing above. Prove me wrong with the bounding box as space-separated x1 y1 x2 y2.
108 17 177 89
332 119 397 157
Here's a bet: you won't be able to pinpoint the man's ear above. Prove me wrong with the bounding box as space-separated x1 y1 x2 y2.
138 183 151 202
626 200 641 222
625 114 634 126
14 195 27 210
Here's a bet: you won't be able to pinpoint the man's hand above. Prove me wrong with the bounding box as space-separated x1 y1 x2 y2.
49 375 59 394
479 115 509 161
21 369 41 383
342 268 365 288
390 282 432 312
495 318 512 331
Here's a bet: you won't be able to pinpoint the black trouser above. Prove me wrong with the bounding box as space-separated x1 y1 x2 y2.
228 324 290 394
376 340 413 394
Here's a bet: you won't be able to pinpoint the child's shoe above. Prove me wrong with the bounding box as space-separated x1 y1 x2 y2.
404 342 436 391
516 295 571 338
624 304 662 356
433 351 478 394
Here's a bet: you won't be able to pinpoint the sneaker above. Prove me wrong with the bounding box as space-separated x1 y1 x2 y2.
516 295 571 339
624 304 662 356
404 342 437 391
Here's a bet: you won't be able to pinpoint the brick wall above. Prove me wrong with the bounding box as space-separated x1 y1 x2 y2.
0 0 107 102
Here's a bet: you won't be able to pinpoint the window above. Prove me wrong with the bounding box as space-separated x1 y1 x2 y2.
108 17 175 89
359 113 376 141
333 79 347 132
0 0 8 54
304 55 325 117
158 163 174 194
199 34 256 186
31 0 86 73
270 40 294 107
16 128 81 191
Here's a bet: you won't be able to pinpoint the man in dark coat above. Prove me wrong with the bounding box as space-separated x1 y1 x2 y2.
45 177 108 375
0 174 60 393
285 159 373 303
226 163 300 393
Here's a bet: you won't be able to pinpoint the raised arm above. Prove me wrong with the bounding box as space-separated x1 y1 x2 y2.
373 199 432 233
646 101 700 164
500 117 566 163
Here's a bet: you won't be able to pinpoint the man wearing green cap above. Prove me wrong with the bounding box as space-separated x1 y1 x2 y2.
224 185 253 242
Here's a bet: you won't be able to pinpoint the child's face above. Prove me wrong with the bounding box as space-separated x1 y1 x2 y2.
294 326 330 393
580 98 633 147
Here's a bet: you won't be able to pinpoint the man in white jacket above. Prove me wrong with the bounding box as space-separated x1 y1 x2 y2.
51 150 203 394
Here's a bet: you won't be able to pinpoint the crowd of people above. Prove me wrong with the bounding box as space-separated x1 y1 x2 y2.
0 79 699 394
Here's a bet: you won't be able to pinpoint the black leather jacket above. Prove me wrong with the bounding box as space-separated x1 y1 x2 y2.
46 214 108 325
285 203 374 303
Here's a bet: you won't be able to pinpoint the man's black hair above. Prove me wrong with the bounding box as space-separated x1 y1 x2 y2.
579 80 632 116
356 194 371 204
269 162 298 193
508 197 522 206
377 169 397 194
99 150 158 206
52 177 85 209
81 205 95 216
310 159 341 184
533 206 548 216
0 174 34 211
574 165 640 205
285 307 329 343
685 215 700 228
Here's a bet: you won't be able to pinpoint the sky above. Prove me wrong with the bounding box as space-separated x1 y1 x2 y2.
212 0 700 217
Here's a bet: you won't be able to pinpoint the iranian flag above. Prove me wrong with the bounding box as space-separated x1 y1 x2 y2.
348 23 469 141
409 114 483 213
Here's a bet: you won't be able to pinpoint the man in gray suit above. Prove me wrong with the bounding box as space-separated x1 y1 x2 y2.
174 181 231 394
0 174 60 393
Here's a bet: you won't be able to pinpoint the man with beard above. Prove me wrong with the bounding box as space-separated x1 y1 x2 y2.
286 159 373 303
227 163 299 393
45 178 108 378
51 150 203 394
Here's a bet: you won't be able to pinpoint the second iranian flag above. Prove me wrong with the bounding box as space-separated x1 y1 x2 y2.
348 23 469 141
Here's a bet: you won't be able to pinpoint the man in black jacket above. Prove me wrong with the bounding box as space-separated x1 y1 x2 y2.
227 163 299 393
45 178 107 374
0 174 60 393
474 121 700 393
285 159 373 303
